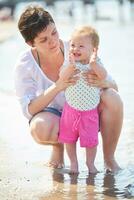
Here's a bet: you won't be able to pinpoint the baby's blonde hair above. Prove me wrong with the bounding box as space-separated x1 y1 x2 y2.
71 25 99 48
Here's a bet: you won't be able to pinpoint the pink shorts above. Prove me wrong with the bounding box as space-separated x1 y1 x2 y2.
59 103 99 148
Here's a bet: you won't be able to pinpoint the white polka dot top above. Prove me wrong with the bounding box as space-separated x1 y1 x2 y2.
65 62 100 111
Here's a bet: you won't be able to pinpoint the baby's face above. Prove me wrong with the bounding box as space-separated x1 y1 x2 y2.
70 35 94 64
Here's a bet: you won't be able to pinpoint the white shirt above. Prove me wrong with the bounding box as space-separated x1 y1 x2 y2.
14 41 70 120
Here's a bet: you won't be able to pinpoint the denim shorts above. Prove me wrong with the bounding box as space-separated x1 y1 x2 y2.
43 107 62 117
29 107 62 124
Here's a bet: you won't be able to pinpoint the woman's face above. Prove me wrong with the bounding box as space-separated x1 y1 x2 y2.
32 23 60 54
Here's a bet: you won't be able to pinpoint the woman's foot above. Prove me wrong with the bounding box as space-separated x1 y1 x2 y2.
104 158 121 173
48 143 64 169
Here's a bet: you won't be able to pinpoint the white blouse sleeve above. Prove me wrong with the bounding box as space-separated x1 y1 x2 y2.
14 55 37 120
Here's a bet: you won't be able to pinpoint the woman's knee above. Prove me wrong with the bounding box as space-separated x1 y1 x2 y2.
29 117 59 144
100 88 123 111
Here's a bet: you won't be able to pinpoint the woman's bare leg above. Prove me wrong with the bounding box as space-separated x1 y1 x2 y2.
29 112 64 168
99 88 123 172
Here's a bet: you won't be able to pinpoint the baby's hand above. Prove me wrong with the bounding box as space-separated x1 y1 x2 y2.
69 53 75 65
58 52 80 90
89 48 98 68
89 48 107 80
59 53 76 79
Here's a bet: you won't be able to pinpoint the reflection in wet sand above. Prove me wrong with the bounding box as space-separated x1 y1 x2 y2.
39 168 134 200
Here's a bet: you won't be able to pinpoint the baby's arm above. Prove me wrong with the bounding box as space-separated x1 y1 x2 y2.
59 53 75 79
59 53 79 83
90 48 107 80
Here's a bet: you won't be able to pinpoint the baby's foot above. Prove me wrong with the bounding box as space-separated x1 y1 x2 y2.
88 165 98 174
69 162 79 174
69 170 79 175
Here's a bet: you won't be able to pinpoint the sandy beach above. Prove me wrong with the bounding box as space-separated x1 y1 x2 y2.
0 91 57 200
0 20 56 200
0 91 126 200
1 1 134 199
0 20 17 43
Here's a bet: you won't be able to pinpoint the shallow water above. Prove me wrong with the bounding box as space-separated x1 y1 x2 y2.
0 1 134 199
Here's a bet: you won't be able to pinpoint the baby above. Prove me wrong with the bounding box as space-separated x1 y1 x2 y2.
59 26 107 174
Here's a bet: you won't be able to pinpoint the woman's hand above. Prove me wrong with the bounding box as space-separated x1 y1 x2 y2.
57 65 80 91
83 70 106 88
82 70 118 90
56 53 80 91
56 63 80 91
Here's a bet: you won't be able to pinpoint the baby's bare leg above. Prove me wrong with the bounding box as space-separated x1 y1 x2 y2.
86 146 98 174
66 143 79 174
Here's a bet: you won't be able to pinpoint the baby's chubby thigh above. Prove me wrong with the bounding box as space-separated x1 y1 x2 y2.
79 108 99 148
59 103 79 144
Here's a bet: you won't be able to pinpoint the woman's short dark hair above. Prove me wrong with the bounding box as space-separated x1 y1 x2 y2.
18 5 54 43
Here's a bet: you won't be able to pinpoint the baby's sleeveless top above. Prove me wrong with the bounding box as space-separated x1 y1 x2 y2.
65 62 100 111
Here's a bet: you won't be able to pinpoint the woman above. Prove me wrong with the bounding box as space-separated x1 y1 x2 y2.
14 5 123 172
